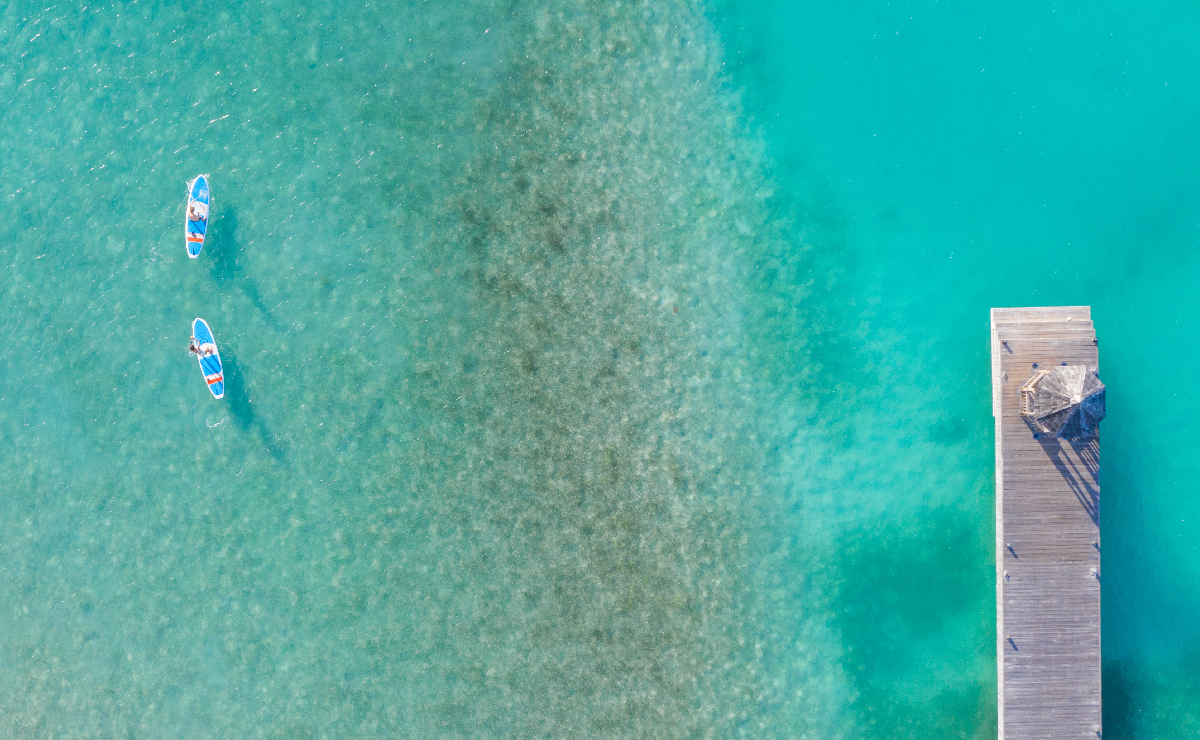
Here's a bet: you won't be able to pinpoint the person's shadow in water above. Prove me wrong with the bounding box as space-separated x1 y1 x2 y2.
206 202 286 462
208 204 284 333
220 341 286 463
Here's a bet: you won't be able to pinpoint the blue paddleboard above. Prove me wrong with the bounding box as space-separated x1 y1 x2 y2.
192 318 225 399
185 175 211 258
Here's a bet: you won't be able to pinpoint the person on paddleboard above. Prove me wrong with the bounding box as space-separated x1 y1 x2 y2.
188 337 216 358
188 199 208 222
188 338 217 357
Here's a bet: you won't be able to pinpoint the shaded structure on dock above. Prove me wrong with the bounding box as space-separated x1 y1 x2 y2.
991 307 1104 739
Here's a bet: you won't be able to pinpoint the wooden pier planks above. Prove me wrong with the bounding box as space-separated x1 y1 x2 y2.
991 307 1102 740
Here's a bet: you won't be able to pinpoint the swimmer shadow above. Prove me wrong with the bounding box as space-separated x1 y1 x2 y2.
208 205 285 333
219 342 286 463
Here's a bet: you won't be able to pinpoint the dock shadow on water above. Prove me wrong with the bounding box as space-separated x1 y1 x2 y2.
207 204 284 333
218 341 285 462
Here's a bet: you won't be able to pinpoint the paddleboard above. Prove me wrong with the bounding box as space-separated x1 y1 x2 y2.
185 174 211 258
191 317 225 399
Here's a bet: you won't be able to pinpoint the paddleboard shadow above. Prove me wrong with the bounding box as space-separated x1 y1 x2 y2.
216 342 286 462
206 204 285 334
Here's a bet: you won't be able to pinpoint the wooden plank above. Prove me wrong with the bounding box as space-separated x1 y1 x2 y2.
992 306 1091 322
991 307 1102 740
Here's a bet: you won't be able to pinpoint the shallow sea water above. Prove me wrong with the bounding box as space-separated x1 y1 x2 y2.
714 0 1200 737
1 0 1197 738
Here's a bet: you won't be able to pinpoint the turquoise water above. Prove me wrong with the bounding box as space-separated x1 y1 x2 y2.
714 0 1200 736
1 0 1197 737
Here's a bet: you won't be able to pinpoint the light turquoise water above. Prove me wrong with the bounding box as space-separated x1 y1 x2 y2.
714 0 1200 736
1 1 1197 738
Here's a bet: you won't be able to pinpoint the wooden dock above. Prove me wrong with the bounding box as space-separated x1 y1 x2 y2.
991 307 1102 739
